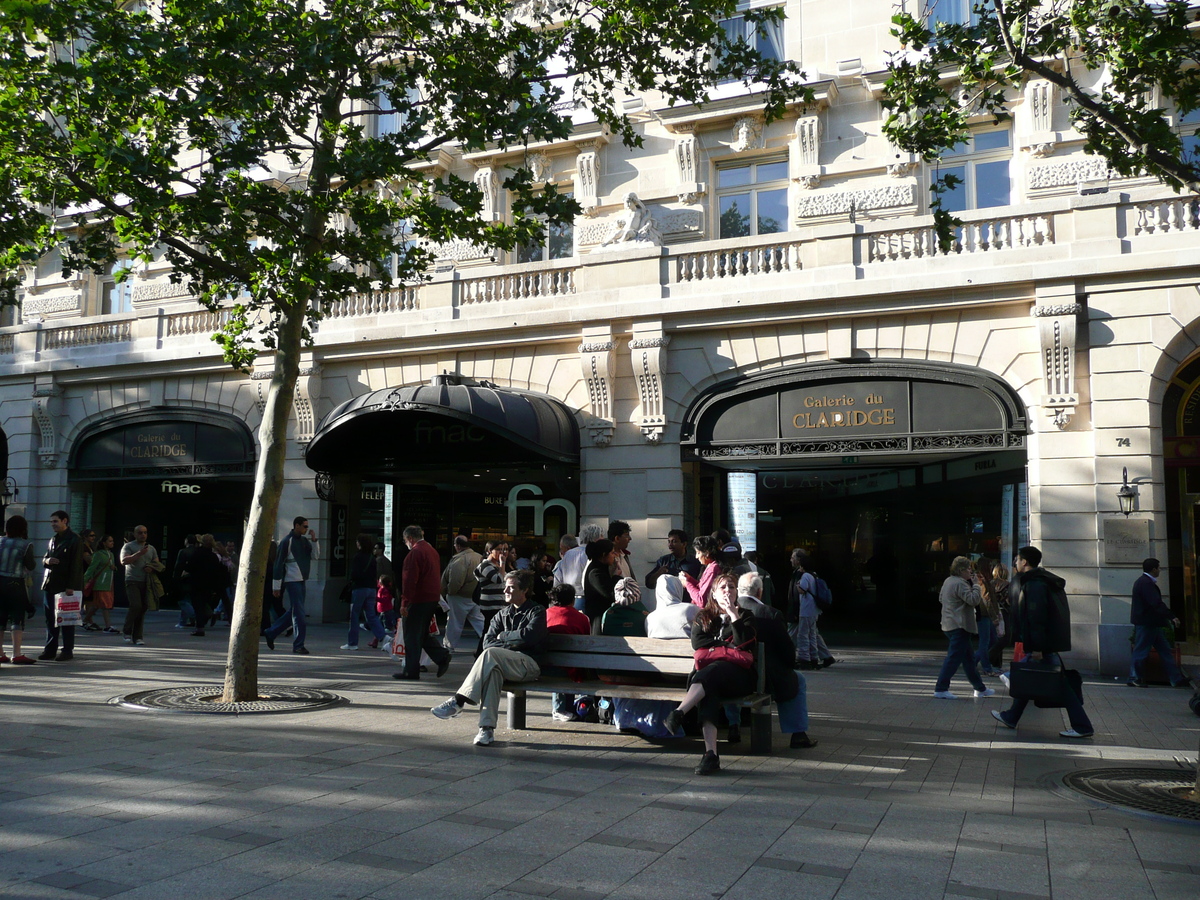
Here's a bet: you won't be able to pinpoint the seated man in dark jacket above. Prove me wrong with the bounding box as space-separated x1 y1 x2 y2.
429 569 546 746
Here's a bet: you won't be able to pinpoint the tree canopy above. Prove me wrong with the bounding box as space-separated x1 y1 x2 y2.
883 0 1200 237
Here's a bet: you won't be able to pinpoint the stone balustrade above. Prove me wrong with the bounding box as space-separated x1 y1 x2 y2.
866 211 1055 263
43 320 132 351
675 234 804 282
460 265 576 304
1133 197 1200 236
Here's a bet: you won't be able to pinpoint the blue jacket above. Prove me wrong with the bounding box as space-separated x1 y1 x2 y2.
1131 573 1172 627
274 531 315 583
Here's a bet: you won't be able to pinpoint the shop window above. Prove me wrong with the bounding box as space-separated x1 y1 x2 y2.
100 260 134 315
934 127 1011 213
718 4 784 84
516 191 574 263
716 159 789 238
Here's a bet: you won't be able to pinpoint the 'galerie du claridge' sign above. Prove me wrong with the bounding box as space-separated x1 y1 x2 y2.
781 383 910 436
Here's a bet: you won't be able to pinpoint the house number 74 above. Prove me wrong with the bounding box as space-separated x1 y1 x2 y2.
1116 438 1131 447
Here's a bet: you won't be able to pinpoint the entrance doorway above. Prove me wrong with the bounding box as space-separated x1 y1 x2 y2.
1160 353 1200 656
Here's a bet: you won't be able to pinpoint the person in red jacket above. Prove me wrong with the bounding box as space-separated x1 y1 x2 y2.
392 525 452 681
546 584 590 721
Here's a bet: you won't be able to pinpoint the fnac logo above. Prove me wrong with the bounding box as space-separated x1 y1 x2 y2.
161 481 200 494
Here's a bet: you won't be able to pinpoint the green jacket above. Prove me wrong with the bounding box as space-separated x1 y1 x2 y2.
83 548 116 592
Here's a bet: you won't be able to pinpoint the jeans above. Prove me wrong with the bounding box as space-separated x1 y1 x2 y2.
792 616 830 662
1129 625 1185 683
264 581 306 650
552 692 576 717
974 617 997 674
403 601 450 678
935 628 985 693
177 595 195 627
348 587 386 647
1003 652 1093 733
43 590 76 655
724 672 809 734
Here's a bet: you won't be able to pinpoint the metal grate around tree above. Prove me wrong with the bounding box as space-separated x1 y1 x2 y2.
111 685 346 715
1061 767 1200 821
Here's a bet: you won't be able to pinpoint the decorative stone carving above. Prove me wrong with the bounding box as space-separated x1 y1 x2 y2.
795 183 916 218
23 293 80 316
132 282 192 302
1032 302 1082 429
795 175 820 190
528 152 552 184
1026 142 1056 158
592 193 662 251
1028 158 1113 190
630 334 670 443
32 376 60 468
574 142 601 214
427 238 492 262
794 116 820 167
577 208 699 245
728 116 764 153
579 337 616 446
474 166 499 221
294 365 322 445
675 134 704 203
1028 81 1054 133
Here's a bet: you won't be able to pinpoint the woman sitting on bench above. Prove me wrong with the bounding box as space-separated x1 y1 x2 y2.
664 574 757 776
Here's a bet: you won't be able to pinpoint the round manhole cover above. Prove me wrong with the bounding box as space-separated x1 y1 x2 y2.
1062 767 1200 821
111 684 347 715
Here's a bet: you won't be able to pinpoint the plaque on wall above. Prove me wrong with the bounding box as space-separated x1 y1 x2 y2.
1103 518 1151 565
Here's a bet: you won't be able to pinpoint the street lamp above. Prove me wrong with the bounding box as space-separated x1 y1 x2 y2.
1117 467 1138 517
0 477 17 508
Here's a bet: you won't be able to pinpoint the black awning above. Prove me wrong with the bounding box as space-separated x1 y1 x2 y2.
305 378 580 474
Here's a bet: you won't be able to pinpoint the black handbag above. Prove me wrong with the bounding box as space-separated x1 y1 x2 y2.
1009 659 1082 707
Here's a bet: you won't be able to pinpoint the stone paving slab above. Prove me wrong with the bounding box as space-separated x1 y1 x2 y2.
1 612 1198 900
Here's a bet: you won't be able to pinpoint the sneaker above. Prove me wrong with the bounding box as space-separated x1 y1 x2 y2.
998 673 1010 689
174 623 188 629
991 709 1016 729
431 698 462 719
11 655 34 665
1126 679 1147 688
694 751 720 776
103 627 120 634
551 711 578 723
1060 729 1094 739
82 623 100 632
134 640 145 646
933 691 957 700
340 644 359 651
473 727 494 746
123 635 132 643
663 708 684 734
973 688 996 698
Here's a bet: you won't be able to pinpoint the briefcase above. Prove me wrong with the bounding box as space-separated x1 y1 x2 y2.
1008 659 1081 707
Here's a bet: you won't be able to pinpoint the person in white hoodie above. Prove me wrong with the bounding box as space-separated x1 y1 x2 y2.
646 574 697 639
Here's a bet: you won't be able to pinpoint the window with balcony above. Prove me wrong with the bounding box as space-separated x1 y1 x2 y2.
516 191 574 263
716 159 789 239
934 127 1011 213
101 261 134 315
718 4 785 84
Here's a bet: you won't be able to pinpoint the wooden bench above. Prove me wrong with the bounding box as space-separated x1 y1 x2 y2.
502 633 776 754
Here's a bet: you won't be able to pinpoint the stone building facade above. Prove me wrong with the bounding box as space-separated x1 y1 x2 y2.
2 1 1199 673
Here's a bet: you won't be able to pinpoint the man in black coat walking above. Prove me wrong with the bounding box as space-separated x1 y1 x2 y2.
1128 558 1189 688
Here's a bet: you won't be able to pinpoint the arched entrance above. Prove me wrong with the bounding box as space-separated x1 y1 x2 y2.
681 360 1029 636
68 408 257 568
1159 354 1200 656
305 374 580 567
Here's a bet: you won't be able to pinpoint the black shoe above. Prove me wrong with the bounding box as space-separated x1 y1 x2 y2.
663 709 684 734
1126 679 1147 687
1172 680 1193 688
694 751 721 776
293 647 310 655
436 656 452 678
392 671 420 680
797 659 818 670
190 630 205 637
820 657 837 668
37 652 56 661
209 615 218 627
790 732 818 749
727 724 741 745
55 652 73 662
264 634 275 651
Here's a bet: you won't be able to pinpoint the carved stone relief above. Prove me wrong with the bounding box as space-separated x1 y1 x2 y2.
795 183 916 218
577 208 699 246
579 337 616 446
1027 158 1114 190
1032 303 1082 429
32 376 60 468
474 166 499 220
630 335 670 443
23 293 81 317
728 116 764 153
528 152 553 184
1028 81 1054 134
132 282 193 302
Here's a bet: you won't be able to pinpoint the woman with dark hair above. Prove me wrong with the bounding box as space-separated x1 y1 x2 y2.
664 572 758 775
344 533 387 650
582 538 620 630
0 515 37 664
81 535 118 633
682 535 721 606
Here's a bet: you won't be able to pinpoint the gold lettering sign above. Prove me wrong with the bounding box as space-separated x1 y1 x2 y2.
792 407 896 430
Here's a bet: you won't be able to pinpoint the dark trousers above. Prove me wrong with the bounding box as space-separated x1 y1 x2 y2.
404 601 450 677
124 580 149 641
1004 652 1094 733
43 590 75 655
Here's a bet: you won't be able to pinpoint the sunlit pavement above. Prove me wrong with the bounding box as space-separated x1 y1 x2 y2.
2 612 1198 900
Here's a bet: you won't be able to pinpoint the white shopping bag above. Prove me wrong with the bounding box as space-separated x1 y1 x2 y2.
55 591 83 627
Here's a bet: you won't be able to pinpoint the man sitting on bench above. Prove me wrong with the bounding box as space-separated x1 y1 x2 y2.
430 569 547 746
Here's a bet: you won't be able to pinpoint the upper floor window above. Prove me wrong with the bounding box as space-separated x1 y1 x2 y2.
717 159 788 238
516 191 574 263
926 0 986 29
1175 106 1200 168
101 260 134 315
936 127 1011 212
375 81 421 138
718 4 784 84
0 302 17 327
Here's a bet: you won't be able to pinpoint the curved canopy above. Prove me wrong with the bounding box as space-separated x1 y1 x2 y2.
305 379 580 474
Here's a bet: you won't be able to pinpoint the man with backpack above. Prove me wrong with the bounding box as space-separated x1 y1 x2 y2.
787 549 836 670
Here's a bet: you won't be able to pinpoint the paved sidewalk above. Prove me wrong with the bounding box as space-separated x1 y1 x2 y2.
2 612 1198 900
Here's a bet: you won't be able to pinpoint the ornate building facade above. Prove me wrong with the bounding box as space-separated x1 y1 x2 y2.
2 1 1199 672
